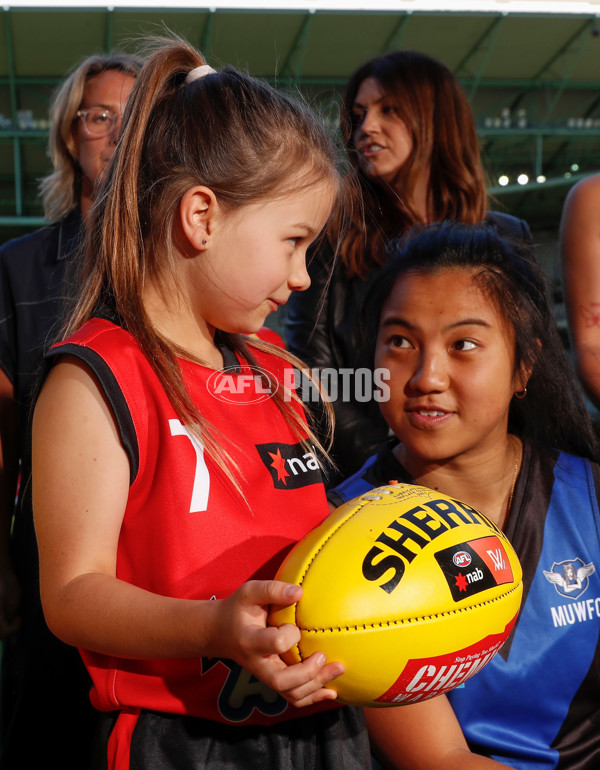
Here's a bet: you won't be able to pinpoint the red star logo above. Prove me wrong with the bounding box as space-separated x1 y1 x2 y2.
455 572 468 592
268 449 290 485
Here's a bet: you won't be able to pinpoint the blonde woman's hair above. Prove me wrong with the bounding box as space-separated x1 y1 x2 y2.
39 51 143 222
64 35 340 490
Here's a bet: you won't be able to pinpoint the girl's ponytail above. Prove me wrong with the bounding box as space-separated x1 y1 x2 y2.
62 34 340 495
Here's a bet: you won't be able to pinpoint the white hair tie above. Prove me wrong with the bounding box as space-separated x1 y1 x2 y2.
185 64 217 84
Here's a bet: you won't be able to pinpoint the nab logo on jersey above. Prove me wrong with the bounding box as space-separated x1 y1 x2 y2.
256 441 322 489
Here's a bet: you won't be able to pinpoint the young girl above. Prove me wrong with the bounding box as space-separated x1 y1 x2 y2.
31 38 372 769
330 221 600 769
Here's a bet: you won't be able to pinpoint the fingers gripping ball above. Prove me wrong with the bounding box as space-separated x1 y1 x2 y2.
269 484 523 707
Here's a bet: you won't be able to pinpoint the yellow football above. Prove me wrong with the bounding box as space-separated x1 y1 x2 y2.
269 483 523 707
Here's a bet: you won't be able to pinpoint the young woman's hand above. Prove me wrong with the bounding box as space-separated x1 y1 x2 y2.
212 579 345 708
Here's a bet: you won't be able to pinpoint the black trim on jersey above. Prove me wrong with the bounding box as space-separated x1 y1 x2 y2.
221 346 240 372
363 443 412 487
551 459 600 770
500 441 558 659
46 343 139 485
552 628 600 769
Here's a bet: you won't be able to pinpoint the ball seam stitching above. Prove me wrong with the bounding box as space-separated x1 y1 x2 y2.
298 582 522 633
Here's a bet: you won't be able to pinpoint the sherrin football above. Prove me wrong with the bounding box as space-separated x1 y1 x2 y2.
269 483 523 707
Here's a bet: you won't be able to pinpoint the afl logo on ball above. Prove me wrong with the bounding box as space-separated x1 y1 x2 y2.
453 551 472 568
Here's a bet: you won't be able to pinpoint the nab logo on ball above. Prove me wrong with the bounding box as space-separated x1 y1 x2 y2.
436 536 515 602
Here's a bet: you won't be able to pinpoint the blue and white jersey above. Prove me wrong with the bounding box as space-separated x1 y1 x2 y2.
330 442 600 769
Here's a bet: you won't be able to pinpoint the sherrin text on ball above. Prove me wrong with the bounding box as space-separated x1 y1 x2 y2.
269 483 523 707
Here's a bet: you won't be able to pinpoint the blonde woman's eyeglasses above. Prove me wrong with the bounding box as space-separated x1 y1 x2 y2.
76 106 120 137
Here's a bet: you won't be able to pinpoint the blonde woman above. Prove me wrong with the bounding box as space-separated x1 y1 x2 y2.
0 50 141 769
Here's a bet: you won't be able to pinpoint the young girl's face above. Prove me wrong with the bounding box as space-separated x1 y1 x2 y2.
191 177 335 335
374 267 523 465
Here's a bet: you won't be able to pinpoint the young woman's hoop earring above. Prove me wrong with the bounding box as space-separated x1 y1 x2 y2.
515 388 527 399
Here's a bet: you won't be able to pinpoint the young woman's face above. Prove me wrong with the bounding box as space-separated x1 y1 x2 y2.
375 268 524 466
72 69 135 201
352 77 413 184
191 177 335 335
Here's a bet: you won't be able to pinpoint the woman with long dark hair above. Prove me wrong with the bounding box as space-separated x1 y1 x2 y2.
286 50 532 486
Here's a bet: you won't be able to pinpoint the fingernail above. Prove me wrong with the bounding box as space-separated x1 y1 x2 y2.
284 584 300 599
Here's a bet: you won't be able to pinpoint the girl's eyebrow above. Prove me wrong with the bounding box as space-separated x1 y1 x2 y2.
380 315 492 331
292 223 317 236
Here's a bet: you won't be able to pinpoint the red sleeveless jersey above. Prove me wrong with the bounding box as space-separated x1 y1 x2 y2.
49 318 337 727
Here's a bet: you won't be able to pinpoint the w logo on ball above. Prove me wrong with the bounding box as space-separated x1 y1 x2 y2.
487 548 507 571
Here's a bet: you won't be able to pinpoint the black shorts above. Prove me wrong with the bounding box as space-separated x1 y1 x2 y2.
95 706 371 770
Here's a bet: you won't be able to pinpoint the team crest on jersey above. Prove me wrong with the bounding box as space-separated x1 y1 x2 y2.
255 441 322 489
543 557 596 600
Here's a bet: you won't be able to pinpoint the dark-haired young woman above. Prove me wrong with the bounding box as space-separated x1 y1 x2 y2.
331 221 600 769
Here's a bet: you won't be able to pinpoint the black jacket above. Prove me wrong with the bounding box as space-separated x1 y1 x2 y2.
285 212 533 486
